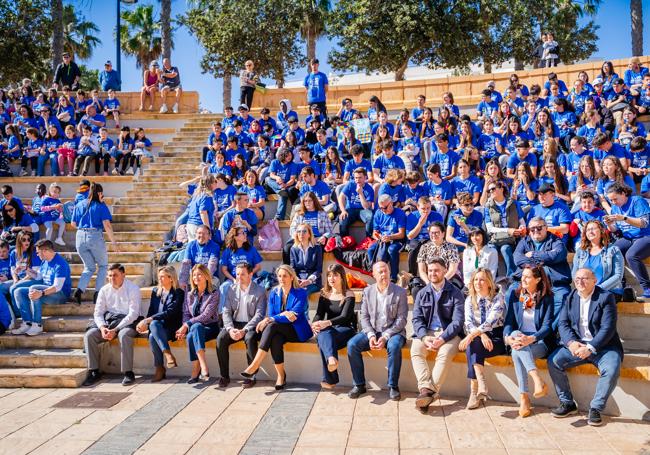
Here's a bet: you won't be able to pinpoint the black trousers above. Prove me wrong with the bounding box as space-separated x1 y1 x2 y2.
259 321 299 364
407 239 428 276
21 156 37 171
240 86 254 108
216 322 260 379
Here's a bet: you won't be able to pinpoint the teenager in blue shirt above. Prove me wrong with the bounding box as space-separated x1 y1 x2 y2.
265 148 299 220
506 138 538 179
551 98 577 151
179 225 220 288
604 182 650 297
298 166 332 212
592 132 629 173
220 226 263 290
42 124 64 176
378 169 406 207
597 156 636 214
569 155 599 210
368 195 406 282
511 162 539 213
446 192 484 252
304 59 329 115
503 117 530 156
343 144 373 183
623 57 649 91
613 107 646 150
605 79 633 114
529 108 559 155
338 168 375 238
628 137 650 183
573 191 606 236
185 176 218 241
452 159 482 205
236 104 255 131
477 118 505 163
564 136 594 178
203 122 227 163
258 107 277 133
402 171 426 213
220 192 259 246
405 197 443 274
568 79 591 116
476 89 498 122
543 72 568 96
370 111 395 137
423 163 453 220
102 89 121 128
372 140 405 191
427 133 459 180
636 74 650 114
21 128 42 176
527 183 572 242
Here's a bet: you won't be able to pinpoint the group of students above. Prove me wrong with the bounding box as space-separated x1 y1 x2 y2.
0 80 154 176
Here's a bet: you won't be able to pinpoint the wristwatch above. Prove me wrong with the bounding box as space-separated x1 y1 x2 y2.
623 216 628 222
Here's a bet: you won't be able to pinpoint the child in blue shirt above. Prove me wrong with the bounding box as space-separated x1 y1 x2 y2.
476 89 498 122
628 137 650 183
21 127 42 176
42 124 62 176
40 183 66 246
477 119 505 162
102 89 121 128
97 127 114 176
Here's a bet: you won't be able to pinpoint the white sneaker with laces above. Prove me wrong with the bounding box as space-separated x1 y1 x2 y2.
55 238 66 246
20 170 28 176
172 103 179 114
11 323 30 335
25 324 43 336
160 104 169 114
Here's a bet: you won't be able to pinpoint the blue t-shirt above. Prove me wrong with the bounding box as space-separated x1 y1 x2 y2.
610 196 650 239
552 111 577 138
596 175 637 199
585 253 604 284
207 131 228 147
184 239 220 269
629 146 650 169
311 140 334 160
448 209 484 245
483 200 525 228
208 164 232 177
341 182 374 210
212 186 237 212
10 249 42 280
507 153 538 172
476 100 498 118
504 132 531 155
574 208 605 225
378 183 406 205
403 183 425 203
568 175 597 194
372 207 407 239
0 257 11 279
641 174 650 194
220 246 263 278
406 211 444 241
304 71 329 103
300 180 331 200
527 201 573 228
344 158 373 177
40 253 72 297
451 175 482 197
423 179 453 201
241 185 266 211
373 154 405 179
544 80 569 95
594 143 628 162
40 197 62 223
576 125 605 150
269 160 298 182
104 98 120 110
297 159 322 177
563 150 593 175
513 180 539 209
428 150 460 178
301 210 322 237
72 200 112 230
477 133 505 160
187 193 215 227
99 137 114 152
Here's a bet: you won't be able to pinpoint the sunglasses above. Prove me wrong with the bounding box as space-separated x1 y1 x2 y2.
529 226 545 233
379 205 390 211
487 187 497 193
5 208 15 213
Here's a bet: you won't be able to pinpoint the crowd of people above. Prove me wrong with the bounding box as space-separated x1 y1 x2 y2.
0 56 648 427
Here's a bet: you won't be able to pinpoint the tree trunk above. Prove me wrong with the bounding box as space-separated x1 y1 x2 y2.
307 27 316 71
394 60 408 81
223 73 232 111
161 0 172 60
483 62 492 74
51 0 64 73
514 58 524 71
631 0 643 56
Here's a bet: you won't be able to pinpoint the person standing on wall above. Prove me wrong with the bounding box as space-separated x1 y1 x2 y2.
240 60 258 110
304 59 329 118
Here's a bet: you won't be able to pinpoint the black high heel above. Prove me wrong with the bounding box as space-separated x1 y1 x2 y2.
241 371 254 379
275 372 287 390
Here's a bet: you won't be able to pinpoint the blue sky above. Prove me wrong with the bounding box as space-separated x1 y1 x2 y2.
77 0 649 112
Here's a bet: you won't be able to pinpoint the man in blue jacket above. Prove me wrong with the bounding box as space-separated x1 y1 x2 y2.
547 268 623 426
410 257 465 413
99 61 121 91
509 217 571 330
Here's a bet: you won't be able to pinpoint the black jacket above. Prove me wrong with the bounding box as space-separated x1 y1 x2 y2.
412 280 464 341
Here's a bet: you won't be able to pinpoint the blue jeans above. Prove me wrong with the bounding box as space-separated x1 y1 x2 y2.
347 332 406 388
0 280 17 321
547 346 622 411
15 284 67 324
615 237 650 289
316 325 356 385
75 229 108 291
265 177 296 220
187 322 220 362
37 153 59 176
339 208 374 238
9 279 41 314
367 241 403 281
509 330 548 393
148 320 174 367
499 243 516 277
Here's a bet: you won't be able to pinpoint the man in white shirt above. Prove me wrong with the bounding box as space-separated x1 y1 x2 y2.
547 268 623 426
83 263 142 387
215 263 267 388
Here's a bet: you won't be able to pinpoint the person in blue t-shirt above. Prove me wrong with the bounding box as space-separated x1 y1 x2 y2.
527 183 573 242
551 98 577 151
304 59 329 115
220 192 259 245
378 169 406 207
507 138 538 179
573 191 606 237
338 168 375 238
596 156 636 213
623 57 649 91
476 89 498 122
446 193 484 252
12 240 71 336
477 119 505 165
628 137 650 183
219 226 263 290
451 159 482 205
402 171 425 213
76 105 106 135
368 195 406 282
604 182 650 297
576 110 605 151
265 148 299 220
102 89 121 129
203 122 227 163
427 133 459 180
423 164 453 220
298 166 333 212
592 131 629 173
179 225 220 289
372 140 406 193
343 144 373 183
405 197 443 275
311 128 335 161
543 72 568 97
614 107 647 150
641 173 650 199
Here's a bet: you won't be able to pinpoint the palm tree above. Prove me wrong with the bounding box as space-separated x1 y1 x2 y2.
62 5 101 61
119 4 164 69
299 0 330 71
160 0 172 59
631 0 643 56
51 0 64 72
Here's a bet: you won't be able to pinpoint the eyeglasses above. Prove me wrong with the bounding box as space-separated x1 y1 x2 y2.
379 205 390 211
574 277 595 282
529 226 545 233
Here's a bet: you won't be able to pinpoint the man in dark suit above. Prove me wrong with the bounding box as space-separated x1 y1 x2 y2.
346 261 408 401
547 268 623 426
410 257 465 412
216 263 267 388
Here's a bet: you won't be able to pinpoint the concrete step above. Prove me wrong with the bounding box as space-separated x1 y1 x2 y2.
153 156 202 163
132 182 191 190
0 332 84 349
0 367 87 388
67 274 145 289
43 304 95 316
68 263 149 276
141 167 198 176
112 205 185 215
59 251 153 264
111 221 172 232
145 163 200 171
112 213 178 223
43 316 92 333
137 175 197 183
0 349 86 369
113 231 169 242
126 188 187 198
116 196 188 205
618 302 650 351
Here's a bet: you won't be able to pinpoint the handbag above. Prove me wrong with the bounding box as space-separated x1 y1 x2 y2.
258 219 282 251
255 82 267 94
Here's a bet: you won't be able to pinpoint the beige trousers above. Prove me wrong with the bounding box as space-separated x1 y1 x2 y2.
410 330 460 392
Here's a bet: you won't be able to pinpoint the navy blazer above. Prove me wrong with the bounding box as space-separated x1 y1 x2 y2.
290 245 323 288
412 281 464 342
504 289 554 348
512 235 571 285
147 287 184 332
558 287 623 357
268 287 313 342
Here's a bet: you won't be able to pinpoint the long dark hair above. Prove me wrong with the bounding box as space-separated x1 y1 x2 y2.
2 199 26 228
369 95 387 114
84 182 105 215
516 264 552 300
224 226 250 251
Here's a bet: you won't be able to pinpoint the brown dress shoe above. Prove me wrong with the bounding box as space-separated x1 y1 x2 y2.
152 366 166 382
242 378 257 389
415 387 435 408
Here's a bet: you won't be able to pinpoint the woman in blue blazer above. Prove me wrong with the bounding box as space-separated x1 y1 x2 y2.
289 223 323 319
241 265 313 390
136 266 184 382
504 264 555 418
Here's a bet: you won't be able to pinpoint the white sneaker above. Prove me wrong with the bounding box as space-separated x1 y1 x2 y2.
172 103 179 114
111 168 119 175
20 169 28 176
30 171 36 176
54 238 66 246
25 324 43 336
160 104 169 114
11 323 30 335
126 168 134 175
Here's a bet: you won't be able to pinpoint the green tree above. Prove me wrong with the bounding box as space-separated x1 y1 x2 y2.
631 0 643 56
62 4 101 61
0 0 52 85
119 4 164 69
299 0 330 71
79 64 100 90
183 0 303 107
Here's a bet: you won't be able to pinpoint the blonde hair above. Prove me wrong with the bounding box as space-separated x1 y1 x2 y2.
292 223 315 247
275 264 300 289
385 168 404 185
468 268 498 311
190 264 213 293
157 265 180 296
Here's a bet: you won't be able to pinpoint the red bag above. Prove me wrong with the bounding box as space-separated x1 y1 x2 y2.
341 235 357 251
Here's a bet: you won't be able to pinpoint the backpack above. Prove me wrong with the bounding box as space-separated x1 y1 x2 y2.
62 201 75 223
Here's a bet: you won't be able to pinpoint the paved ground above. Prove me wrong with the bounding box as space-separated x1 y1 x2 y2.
0 378 648 455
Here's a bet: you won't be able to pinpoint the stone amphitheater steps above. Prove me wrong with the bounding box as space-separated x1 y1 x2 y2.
0 349 86 369
0 368 87 388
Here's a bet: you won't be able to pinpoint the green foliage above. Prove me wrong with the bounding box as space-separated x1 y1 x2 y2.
0 0 52 86
79 64 100 91
62 4 102 61
182 0 304 86
119 4 167 69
